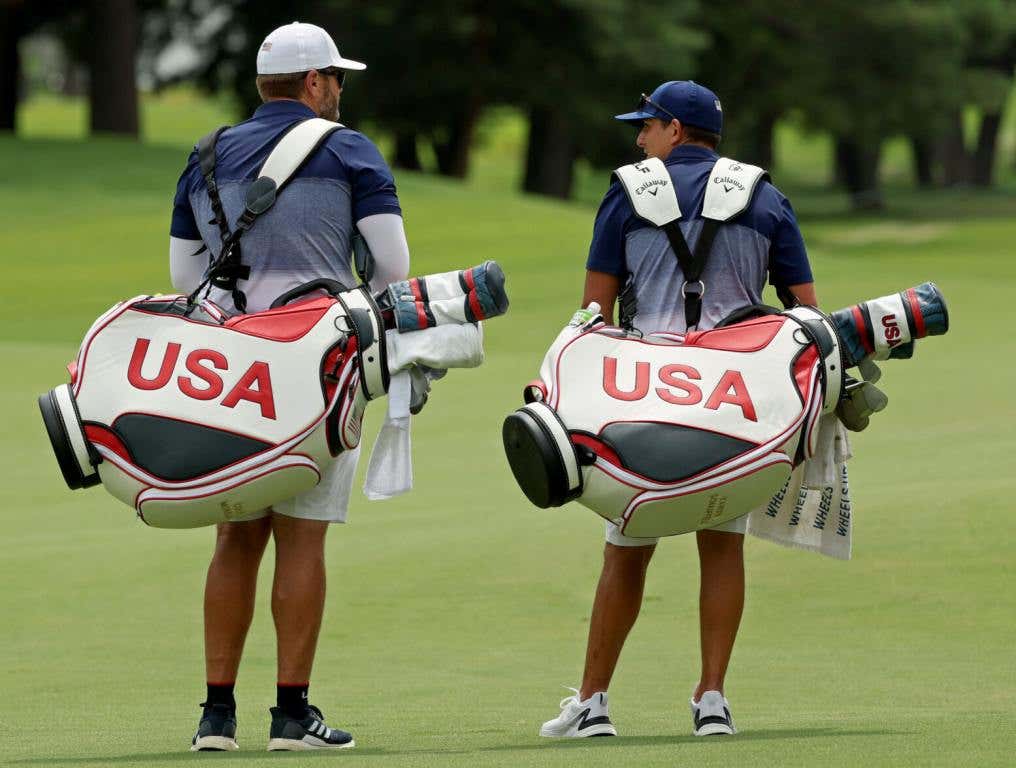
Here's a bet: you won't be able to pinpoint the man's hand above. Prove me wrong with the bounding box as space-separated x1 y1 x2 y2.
568 302 603 330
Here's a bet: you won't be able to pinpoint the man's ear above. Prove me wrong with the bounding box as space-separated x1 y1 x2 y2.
304 70 320 95
670 118 684 147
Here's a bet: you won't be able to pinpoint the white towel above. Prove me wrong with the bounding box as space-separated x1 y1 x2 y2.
746 413 853 560
361 324 486 501
363 371 412 500
385 323 484 372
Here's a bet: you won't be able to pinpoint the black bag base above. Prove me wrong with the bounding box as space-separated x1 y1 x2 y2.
38 385 100 490
502 406 580 509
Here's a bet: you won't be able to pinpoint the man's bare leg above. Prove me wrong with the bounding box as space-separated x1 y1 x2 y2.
270 515 329 683
693 529 745 700
579 542 656 700
204 517 273 683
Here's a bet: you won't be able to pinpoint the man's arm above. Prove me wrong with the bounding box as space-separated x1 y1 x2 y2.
356 213 410 291
338 131 408 290
583 270 621 324
768 192 816 308
787 282 818 307
583 180 631 324
169 150 205 293
169 237 208 293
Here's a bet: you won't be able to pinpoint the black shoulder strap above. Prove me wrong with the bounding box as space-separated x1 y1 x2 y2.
660 218 720 330
192 120 344 313
193 124 252 312
661 158 781 329
197 126 232 250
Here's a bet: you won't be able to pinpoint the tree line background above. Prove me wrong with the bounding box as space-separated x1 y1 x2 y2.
2 0 1014 209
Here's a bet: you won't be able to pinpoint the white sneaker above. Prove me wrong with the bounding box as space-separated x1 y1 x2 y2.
539 688 617 738
690 690 736 735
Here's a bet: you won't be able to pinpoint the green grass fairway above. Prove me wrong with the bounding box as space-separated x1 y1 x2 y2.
0 132 1014 768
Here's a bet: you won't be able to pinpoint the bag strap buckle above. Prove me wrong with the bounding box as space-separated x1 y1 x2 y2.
681 279 705 299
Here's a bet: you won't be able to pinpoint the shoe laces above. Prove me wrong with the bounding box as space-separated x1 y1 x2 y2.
306 704 325 722
558 685 581 710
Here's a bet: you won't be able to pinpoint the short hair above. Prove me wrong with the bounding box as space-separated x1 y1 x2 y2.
256 71 307 102
682 124 721 149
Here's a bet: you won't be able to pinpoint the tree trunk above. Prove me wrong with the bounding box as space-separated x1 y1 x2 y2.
394 131 422 171
833 139 849 189
0 4 24 132
432 6 490 179
63 59 87 97
88 0 139 137
433 103 479 178
910 136 935 188
972 112 1002 188
522 105 575 199
939 111 969 187
741 112 776 170
835 137 883 211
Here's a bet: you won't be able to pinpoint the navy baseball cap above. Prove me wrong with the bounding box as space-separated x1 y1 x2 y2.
615 80 723 135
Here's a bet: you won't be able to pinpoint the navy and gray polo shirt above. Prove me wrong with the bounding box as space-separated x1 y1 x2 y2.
171 100 401 313
587 144 812 332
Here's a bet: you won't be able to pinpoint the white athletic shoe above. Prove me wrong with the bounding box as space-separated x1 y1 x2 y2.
539 687 617 738
690 690 736 736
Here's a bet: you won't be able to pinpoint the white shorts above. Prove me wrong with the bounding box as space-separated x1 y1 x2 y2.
605 511 748 546
229 444 361 525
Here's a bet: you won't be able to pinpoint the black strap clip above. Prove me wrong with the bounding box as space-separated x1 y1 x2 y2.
208 256 251 290
617 277 638 332
681 279 705 299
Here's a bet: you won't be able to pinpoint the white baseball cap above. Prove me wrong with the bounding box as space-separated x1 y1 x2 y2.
256 22 366 75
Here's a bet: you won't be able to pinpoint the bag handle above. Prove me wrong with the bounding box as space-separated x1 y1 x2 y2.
270 278 351 309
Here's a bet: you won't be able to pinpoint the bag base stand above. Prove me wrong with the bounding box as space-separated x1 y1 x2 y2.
502 402 584 508
38 384 100 490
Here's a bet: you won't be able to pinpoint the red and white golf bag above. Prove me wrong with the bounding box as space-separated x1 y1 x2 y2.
39 262 508 528
502 284 948 538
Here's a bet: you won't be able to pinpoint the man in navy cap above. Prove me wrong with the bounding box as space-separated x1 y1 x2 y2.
539 80 816 738
170 21 410 752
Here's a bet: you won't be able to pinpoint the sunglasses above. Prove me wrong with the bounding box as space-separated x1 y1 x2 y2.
318 67 346 87
639 92 677 123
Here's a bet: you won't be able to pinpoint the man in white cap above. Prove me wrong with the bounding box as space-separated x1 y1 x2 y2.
169 21 411 751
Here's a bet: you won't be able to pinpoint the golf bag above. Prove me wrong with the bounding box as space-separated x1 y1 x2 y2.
39 262 508 529
502 283 948 538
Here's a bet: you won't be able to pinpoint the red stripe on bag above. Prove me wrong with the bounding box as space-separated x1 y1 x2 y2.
905 288 926 338
851 305 874 354
409 278 429 328
224 298 332 341
463 268 485 320
571 433 620 467
85 424 132 462
792 346 820 400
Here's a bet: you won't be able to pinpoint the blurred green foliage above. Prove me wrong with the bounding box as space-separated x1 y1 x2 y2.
16 86 1016 209
8 0 1016 204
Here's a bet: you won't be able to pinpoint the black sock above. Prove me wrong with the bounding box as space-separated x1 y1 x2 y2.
277 683 309 718
205 682 236 711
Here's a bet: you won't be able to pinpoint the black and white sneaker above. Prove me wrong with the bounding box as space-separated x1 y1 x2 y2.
690 690 737 736
539 687 617 738
267 704 355 750
190 702 239 751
